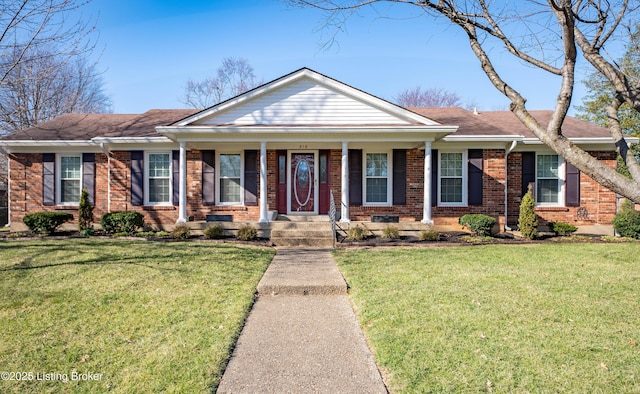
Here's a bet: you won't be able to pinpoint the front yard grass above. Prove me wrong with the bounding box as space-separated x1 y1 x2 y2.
0 239 274 393
335 244 640 393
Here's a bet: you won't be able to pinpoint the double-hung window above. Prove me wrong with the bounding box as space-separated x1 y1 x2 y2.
536 154 563 205
218 153 242 205
364 152 390 205
146 152 171 205
439 151 467 206
58 155 82 205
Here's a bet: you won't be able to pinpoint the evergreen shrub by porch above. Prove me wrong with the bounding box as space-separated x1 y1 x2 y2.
551 222 578 236
458 214 496 236
100 211 144 235
204 223 225 239
613 209 640 239
172 223 191 239
23 212 73 235
78 189 94 231
236 224 258 241
419 229 440 241
382 225 400 239
518 185 538 240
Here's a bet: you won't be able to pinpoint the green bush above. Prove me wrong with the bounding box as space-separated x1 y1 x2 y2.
100 211 144 235
23 211 74 235
236 224 258 241
551 222 578 236
204 223 225 239
78 189 94 231
419 229 440 241
613 209 640 239
382 225 400 239
458 214 496 237
619 198 636 213
347 225 368 241
518 185 538 240
172 223 191 239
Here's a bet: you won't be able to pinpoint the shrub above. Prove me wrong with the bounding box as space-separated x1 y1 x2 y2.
458 214 496 237
613 209 640 239
236 224 258 241
204 223 225 239
551 222 578 236
155 231 170 237
100 211 144 235
382 225 400 239
419 229 440 241
23 212 74 235
518 185 538 240
172 223 191 239
78 189 94 231
347 225 368 241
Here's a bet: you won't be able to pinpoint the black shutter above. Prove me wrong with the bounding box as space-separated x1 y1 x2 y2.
244 150 258 206
431 149 438 207
43 153 55 206
130 151 144 206
82 153 95 205
202 150 215 205
172 150 180 206
393 149 406 205
349 149 362 206
565 161 580 207
521 152 536 197
468 149 483 206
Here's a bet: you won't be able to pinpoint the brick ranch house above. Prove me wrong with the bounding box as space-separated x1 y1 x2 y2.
0 68 632 234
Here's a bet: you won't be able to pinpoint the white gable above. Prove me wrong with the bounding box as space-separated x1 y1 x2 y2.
184 69 437 127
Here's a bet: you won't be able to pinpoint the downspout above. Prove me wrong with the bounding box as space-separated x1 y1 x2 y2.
99 143 111 213
0 146 10 226
504 140 518 231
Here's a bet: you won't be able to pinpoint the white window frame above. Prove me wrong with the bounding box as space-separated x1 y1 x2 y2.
535 153 565 207
56 154 83 206
216 152 244 206
144 151 172 206
363 150 392 206
438 150 468 207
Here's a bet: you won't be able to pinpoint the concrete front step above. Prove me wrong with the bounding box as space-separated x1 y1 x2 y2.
270 221 334 247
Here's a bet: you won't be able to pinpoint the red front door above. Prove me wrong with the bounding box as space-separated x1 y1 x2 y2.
290 153 315 213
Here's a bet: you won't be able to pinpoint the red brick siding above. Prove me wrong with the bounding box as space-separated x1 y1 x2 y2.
8 149 619 229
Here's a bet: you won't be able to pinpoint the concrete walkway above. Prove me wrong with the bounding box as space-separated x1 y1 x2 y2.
217 248 388 393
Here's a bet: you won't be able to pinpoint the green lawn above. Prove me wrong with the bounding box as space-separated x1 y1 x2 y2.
0 239 274 393
334 243 640 393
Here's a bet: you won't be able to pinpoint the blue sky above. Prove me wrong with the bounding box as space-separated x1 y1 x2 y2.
83 0 589 114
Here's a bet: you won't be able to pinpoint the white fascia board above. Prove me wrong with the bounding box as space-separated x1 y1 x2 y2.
0 140 98 147
157 125 458 134
442 135 523 143
520 137 624 145
91 137 173 144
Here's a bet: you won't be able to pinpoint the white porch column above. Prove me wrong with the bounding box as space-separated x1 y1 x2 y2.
422 141 434 224
177 141 188 223
340 141 350 223
258 141 269 223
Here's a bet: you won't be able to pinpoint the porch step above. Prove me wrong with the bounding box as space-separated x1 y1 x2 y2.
270 221 334 247
275 214 330 222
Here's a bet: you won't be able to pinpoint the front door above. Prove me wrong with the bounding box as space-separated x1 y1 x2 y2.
290 152 316 213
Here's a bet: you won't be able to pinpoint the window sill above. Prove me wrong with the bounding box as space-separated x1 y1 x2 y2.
54 205 78 210
535 207 569 212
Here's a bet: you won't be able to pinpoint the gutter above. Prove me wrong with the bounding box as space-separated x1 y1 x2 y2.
504 140 519 231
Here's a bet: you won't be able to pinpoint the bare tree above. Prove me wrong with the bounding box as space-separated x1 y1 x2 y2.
181 57 262 108
0 0 96 86
0 46 111 134
290 0 640 203
395 85 477 109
